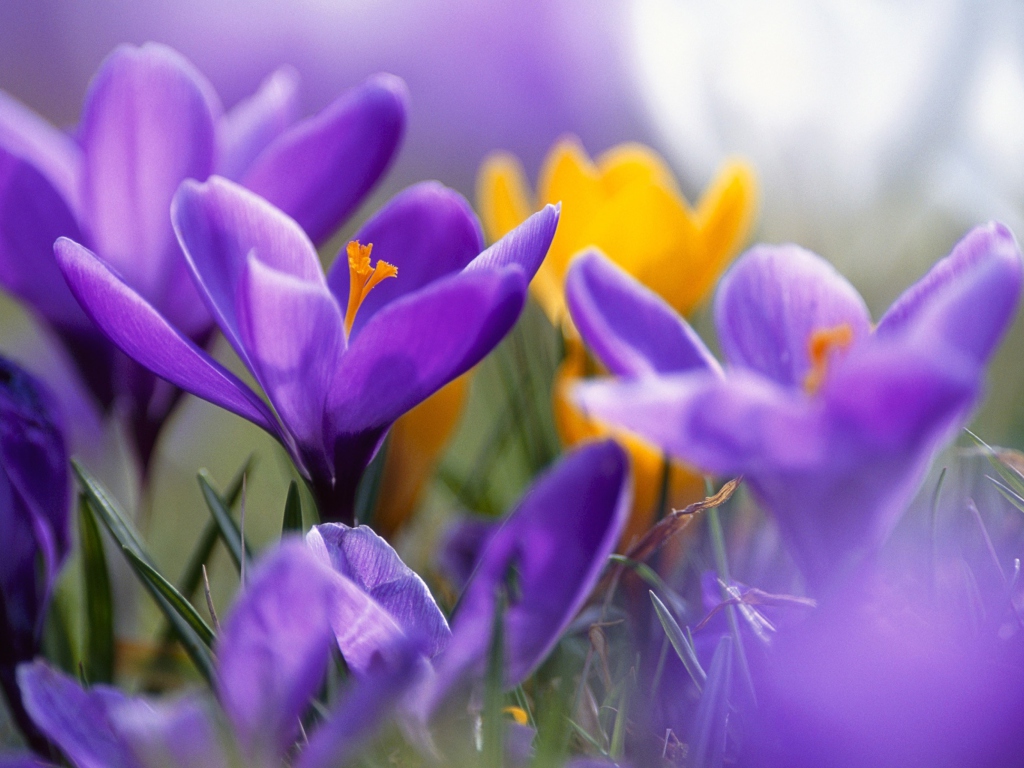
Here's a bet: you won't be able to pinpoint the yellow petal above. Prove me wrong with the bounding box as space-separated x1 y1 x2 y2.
596 142 681 197
373 375 471 537
477 152 532 244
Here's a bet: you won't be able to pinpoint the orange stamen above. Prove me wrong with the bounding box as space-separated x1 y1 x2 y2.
344 240 398 334
803 323 854 394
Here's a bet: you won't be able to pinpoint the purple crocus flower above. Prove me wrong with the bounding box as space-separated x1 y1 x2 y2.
0 356 69 751
17 540 424 768
54 176 558 522
570 223 1022 587
0 42 405 470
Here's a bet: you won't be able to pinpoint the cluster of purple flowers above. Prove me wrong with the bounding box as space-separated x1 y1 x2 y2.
1 41 1023 768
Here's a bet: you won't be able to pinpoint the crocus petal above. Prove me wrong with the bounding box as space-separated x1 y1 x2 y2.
465 204 560 281
217 66 300 181
172 176 325 369
424 441 629 714
327 267 526 438
0 89 81 212
0 757 56 768
238 254 344 453
241 74 407 244
216 540 337 760
565 250 721 376
327 182 483 336
307 524 451 657
17 662 139 768
0 147 90 331
714 244 871 387
78 43 218 306
574 371 825 477
876 222 1023 363
112 696 228 768
53 237 282 439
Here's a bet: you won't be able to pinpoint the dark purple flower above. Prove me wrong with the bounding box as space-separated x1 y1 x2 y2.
54 176 558 522
0 356 69 751
571 224 1022 588
18 539 422 768
0 43 405 471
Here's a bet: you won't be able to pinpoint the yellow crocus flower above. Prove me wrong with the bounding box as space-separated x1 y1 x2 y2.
478 137 758 543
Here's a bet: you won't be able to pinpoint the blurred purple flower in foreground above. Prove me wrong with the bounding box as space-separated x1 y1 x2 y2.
0 42 405 471
55 177 557 522
0 356 69 751
572 223 1022 587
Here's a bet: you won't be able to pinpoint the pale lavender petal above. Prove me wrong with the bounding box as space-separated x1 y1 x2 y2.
0 147 90 331
171 176 325 369
17 662 139 768
425 442 629 714
110 695 228 768
307 524 450 657
241 73 407 244
217 66 300 181
0 89 81 213
78 43 218 307
714 245 871 387
323 569 411 678
877 222 1023 364
53 237 282 439
327 182 483 336
238 254 344 452
216 539 337 760
327 268 526 438
465 204 559 281
566 250 721 376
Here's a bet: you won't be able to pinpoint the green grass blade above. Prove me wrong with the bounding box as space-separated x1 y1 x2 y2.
481 588 507 767
650 591 705 691
79 495 114 683
120 548 215 647
198 470 254 573
282 480 303 535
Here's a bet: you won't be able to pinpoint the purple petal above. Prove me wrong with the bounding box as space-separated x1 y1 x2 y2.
876 222 1023 364
0 89 82 213
238 254 344 452
241 73 407 245
112 696 228 768
17 662 139 768
436 515 499 593
53 237 282 439
326 268 526 438
216 539 337 760
78 43 218 308
425 442 629 713
327 182 483 336
171 176 325 370
217 66 300 181
714 245 871 387
0 147 90 331
307 524 451 657
0 757 56 768
465 204 559 281
565 250 721 376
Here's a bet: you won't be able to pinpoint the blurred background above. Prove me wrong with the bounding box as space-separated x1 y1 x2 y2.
3 0 1024 637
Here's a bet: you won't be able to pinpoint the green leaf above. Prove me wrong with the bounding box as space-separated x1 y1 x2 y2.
79 495 114 684
72 461 215 682
120 547 215 647
650 591 705 691
481 588 507 767
198 470 254 573
354 436 389 526
282 480 303 536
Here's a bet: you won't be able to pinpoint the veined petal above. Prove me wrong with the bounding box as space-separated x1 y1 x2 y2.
327 268 526 438
464 204 559 280
79 43 218 305
565 251 720 376
216 540 337 760
424 442 629 714
238 253 344 452
0 89 82 213
574 371 825 477
241 73 407 245
307 524 450 657
217 66 300 181
877 222 1023 363
172 176 324 370
327 182 483 336
714 244 871 387
53 237 281 439
0 147 91 331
